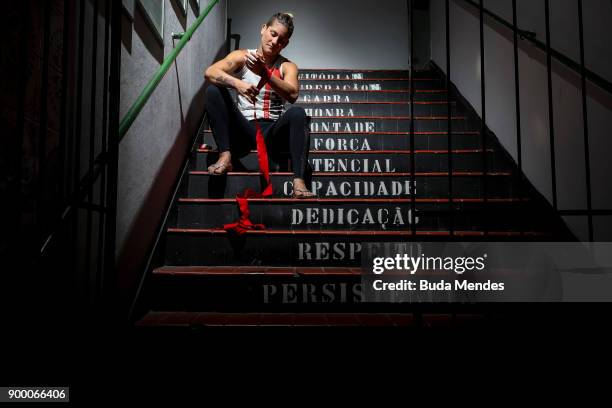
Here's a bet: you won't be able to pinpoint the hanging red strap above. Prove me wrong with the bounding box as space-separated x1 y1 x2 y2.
224 66 279 235
253 108 274 197
222 188 267 234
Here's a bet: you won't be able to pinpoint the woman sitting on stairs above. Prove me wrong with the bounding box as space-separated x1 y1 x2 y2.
203 12 315 198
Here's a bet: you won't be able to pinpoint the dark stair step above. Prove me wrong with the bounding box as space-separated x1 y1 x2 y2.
299 69 434 79
297 101 462 117
201 116 476 133
134 63 570 325
173 197 533 231
299 78 443 91
309 132 491 150
193 149 507 173
142 265 524 313
185 171 519 199
150 265 373 313
297 89 450 102
164 228 550 267
307 116 476 133
135 311 451 327
147 266 366 312
202 129 489 150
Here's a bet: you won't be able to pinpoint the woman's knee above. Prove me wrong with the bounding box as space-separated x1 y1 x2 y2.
286 106 307 122
205 84 224 102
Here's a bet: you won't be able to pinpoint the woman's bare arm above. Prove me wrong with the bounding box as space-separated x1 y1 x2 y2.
204 50 244 88
204 50 259 103
269 61 299 104
244 51 300 104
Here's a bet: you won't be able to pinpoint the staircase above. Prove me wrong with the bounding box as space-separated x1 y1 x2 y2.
133 64 573 328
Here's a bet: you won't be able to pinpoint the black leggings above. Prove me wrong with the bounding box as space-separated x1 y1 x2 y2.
205 84 311 179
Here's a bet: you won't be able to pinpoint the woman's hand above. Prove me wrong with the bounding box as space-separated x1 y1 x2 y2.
245 49 269 79
236 79 259 104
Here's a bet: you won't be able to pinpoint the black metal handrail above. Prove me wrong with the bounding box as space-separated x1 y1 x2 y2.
450 0 612 241
461 0 612 96
41 0 220 258
30 0 220 320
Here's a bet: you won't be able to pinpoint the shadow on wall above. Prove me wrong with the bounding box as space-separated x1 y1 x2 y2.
169 0 188 31
121 1 165 64
212 39 232 65
121 8 133 54
189 0 201 17
115 42 229 316
456 0 612 111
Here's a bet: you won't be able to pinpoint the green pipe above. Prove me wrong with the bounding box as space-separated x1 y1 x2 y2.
118 0 219 142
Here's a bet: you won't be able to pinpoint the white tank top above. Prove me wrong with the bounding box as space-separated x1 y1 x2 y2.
234 49 289 121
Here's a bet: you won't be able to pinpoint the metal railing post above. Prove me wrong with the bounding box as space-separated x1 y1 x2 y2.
97 0 112 305
478 0 488 235
512 0 525 235
104 0 121 318
577 0 594 242
226 18 232 55
544 0 558 213
445 0 454 235
37 0 52 248
409 0 417 236
85 0 100 305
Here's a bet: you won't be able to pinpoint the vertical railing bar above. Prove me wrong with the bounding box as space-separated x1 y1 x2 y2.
73 0 85 201
479 0 488 235
72 0 86 290
59 0 71 213
445 1 457 323
226 18 232 55
544 0 558 213
445 0 454 236
86 0 99 306
408 0 423 327
104 0 121 319
37 0 52 249
64 5 75 200
512 0 525 236
11 2 30 252
53 0 72 276
409 0 417 236
577 0 594 242
97 0 111 306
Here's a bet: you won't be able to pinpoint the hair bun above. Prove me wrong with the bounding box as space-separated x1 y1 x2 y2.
283 12 294 19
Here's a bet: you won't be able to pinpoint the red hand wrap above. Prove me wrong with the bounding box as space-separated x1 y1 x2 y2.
223 66 280 235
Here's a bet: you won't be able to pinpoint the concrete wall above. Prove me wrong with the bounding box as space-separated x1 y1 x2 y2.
412 2 432 69
118 0 227 300
228 0 410 69
430 0 612 241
